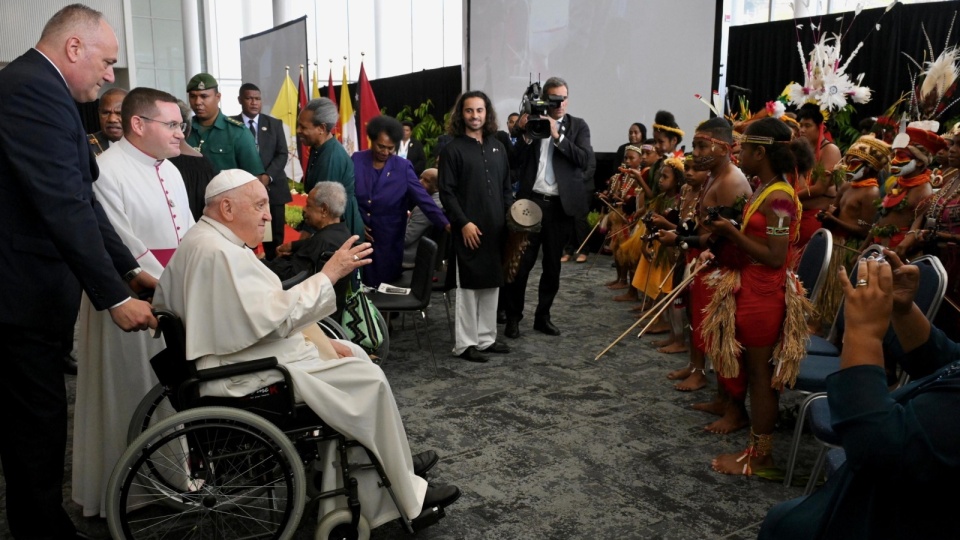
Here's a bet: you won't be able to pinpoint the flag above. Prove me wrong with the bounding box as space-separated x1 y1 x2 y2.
270 71 302 181
297 69 310 177
339 66 358 155
327 68 338 140
357 61 380 151
311 66 320 99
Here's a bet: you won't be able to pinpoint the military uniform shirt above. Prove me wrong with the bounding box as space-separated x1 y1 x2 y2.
186 111 264 176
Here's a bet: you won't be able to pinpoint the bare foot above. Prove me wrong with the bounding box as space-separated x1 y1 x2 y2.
613 291 637 301
704 404 749 434
692 399 725 416
653 338 674 348
631 302 649 312
658 342 689 354
674 370 707 391
645 322 670 334
605 278 621 287
711 450 774 476
560 254 570 263
609 281 629 290
666 365 693 380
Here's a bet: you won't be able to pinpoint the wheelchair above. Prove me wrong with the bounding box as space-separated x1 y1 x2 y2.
105 309 444 539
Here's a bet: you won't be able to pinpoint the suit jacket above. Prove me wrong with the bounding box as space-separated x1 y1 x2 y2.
233 114 292 205
514 114 593 217
0 49 137 331
404 138 427 176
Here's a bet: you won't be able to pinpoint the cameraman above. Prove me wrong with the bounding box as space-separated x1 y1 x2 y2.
502 76 593 339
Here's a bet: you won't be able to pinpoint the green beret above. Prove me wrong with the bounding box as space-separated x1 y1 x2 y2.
187 73 218 92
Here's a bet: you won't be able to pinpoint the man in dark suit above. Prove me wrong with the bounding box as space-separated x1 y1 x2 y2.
400 120 427 176
235 82 292 259
502 76 592 338
0 5 156 538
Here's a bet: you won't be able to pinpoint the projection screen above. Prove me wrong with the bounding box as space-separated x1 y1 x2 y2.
468 0 718 153
239 16 308 116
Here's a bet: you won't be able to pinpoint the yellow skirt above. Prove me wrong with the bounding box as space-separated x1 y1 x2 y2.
632 243 675 299
616 222 644 268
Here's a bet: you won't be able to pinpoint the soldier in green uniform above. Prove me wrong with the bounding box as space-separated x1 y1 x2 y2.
185 73 266 180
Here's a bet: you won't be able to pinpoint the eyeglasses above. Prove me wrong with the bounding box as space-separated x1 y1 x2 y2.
138 116 186 133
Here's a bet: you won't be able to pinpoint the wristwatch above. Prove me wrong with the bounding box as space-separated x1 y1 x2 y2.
123 267 143 282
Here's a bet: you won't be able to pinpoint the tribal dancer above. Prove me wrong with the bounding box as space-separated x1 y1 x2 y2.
811 135 889 331
615 141 659 301
601 145 641 292
658 158 709 383
701 118 814 475
794 103 843 249
663 117 752 431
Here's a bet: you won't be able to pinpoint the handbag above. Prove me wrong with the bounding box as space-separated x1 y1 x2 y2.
340 271 385 352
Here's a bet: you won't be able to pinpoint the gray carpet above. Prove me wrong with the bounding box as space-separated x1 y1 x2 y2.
0 253 823 539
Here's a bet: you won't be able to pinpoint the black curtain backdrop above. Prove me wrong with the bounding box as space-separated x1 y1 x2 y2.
323 65 462 131
727 2 959 125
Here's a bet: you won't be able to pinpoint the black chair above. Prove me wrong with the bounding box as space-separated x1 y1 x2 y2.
783 253 948 488
796 228 833 304
391 228 454 341
369 237 439 375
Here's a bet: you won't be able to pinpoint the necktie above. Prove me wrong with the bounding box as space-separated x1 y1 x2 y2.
249 119 257 146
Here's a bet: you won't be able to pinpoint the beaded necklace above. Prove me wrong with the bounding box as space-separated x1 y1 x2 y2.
925 169 960 231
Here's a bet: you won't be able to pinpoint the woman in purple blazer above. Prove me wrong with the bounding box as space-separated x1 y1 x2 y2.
352 116 449 286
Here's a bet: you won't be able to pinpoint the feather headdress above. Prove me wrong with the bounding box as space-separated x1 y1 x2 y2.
902 13 960 132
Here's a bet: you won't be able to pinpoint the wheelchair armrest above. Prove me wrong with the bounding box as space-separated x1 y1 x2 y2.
195 357 280 381
184 358 298 417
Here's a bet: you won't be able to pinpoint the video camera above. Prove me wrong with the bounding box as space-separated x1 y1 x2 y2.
519 81 564 139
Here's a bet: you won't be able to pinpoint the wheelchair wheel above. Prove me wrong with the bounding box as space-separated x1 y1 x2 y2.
127 383 177 445
318 317 348 340
315 508 370 540
107 406 306 540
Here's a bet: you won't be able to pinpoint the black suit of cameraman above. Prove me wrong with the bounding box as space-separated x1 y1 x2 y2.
502 80 592 338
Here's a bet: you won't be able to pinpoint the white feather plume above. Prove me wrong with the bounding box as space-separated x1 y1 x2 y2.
920 47 960 102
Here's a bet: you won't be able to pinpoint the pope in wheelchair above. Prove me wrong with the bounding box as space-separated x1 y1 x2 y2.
118 169 459 538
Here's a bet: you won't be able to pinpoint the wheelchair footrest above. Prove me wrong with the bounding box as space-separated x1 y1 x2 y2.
411 505 445 532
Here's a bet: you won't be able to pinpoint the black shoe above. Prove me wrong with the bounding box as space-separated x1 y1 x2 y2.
504 319 520 339
412 450 439 477
456 346 488 363
481 341 510 354
422 483 461 510
496 310 507 324
533 318 561 336
63 354 78 375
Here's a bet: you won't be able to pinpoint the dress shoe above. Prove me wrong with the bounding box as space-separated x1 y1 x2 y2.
456 346 488 363
412 450 439 476
422 483 461 510
504 319 520 339
496 310 507 324
533 318 561 336
481 341 510 354
63 354 78 375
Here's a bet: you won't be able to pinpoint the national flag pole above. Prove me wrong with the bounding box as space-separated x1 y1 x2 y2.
327 59 338 140
357 52 381 151
297 64 309 178
339 56 358 155
312 62 320 99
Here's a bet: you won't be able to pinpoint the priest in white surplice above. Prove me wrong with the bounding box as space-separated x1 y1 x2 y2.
152 169 461 528
72 88 195 517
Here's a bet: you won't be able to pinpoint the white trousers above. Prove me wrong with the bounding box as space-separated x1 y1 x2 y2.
452 281 498 355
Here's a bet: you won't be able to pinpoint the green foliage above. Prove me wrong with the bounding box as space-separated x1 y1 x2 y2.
827 105 862 154
587 210 601 228
395 99 449 168
285 205 304 229
288 178 304 194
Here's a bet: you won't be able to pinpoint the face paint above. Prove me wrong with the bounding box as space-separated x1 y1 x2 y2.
842 158 866 181
692 154 717 171
890 149 916 177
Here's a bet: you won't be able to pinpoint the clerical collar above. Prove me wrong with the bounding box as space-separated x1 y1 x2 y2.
115 137 165 167
199 216 250 248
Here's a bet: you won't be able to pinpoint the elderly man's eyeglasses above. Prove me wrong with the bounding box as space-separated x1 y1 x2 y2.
138 116 187 133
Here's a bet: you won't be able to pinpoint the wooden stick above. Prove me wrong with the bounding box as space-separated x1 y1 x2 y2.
576 214 604 255
598 197 629 221
595 264 704 361
605 222 635 240
834 242 862 255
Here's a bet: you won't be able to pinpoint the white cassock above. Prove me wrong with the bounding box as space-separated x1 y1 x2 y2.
153 217 427 528
72 138 195 517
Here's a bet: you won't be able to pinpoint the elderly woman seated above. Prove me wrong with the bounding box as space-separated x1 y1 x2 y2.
264 181 353 318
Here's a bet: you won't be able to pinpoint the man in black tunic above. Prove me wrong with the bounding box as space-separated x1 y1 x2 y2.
439 91 513 362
